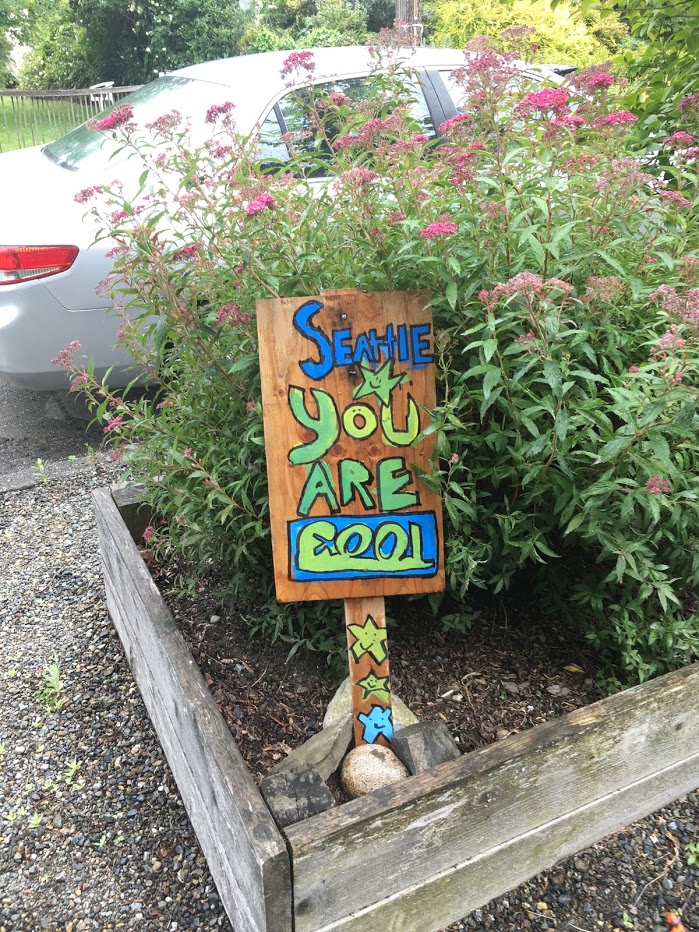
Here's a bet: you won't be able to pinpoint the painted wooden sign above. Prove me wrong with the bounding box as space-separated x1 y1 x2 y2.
256 289 444 604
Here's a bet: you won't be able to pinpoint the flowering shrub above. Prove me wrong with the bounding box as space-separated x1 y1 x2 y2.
61 41 699 682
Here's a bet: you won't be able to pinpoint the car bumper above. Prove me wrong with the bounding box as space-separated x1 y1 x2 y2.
0 282 138 391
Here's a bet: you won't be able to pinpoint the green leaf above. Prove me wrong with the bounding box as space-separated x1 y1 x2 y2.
543 360 562 398
597 436 630 463
446 281 458 310
482 367 502 400
555 410 569 442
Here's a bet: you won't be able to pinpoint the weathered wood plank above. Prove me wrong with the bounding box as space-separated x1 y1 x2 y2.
92 487 291 932
286 663 699 932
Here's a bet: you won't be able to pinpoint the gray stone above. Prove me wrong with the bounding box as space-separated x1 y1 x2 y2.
391 721 461 775
259 763 334 828
340 744 409 799
269 715 353 781
323 676 418 730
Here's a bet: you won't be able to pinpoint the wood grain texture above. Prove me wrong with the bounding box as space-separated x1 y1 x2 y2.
92 487 291 932
256 289 444 602
285 663 699 932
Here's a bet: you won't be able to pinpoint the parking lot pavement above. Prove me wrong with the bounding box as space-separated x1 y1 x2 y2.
0 381 103 492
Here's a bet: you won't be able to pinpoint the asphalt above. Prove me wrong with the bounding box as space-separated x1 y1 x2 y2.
0 381 103 492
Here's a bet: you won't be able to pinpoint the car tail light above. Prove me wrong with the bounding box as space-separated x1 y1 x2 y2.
0 245 79 285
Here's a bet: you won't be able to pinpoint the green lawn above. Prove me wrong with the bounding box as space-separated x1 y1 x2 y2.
0 95 95 152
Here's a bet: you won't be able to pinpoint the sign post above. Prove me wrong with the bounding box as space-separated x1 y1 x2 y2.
257 289 444 746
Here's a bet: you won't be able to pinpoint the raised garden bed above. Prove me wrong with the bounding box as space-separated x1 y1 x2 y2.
93 484 699 932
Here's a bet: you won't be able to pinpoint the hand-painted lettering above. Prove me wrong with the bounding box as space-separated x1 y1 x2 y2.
293 301 433 380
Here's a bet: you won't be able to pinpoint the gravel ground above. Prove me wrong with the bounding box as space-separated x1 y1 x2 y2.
1 464 697 931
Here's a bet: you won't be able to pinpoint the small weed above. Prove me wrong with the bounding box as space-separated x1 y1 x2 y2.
0 742 6 757
64 758 81 785
36 664 65 711
686 841 699 866
621 911 635 929
33 458 48 483
115 834 125 846
6 806 27 825
28 813 42 829
84 443 101 465
97 833 107 849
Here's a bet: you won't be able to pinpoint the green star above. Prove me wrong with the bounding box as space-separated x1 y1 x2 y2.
356 671 391 703
352 359 409 407
347 615 388 664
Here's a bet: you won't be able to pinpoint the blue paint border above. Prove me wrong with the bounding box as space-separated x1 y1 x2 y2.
288 511 439 581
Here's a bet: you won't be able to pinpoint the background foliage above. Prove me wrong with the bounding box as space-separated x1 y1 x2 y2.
427 0 627 68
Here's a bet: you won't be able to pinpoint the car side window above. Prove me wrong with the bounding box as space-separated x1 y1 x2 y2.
256 75 436 171
257 108 289 163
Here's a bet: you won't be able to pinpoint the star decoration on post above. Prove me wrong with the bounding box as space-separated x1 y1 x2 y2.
352 359 409 407
356 671 391 702
347 615 388 664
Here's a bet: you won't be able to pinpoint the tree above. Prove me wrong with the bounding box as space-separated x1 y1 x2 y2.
19 0 95 89
426 0 627 68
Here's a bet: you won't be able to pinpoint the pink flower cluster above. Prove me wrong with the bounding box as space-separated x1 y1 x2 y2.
650 325 686 357
247 192 276 216
419 219 458 240
553 114 585 130
74 185 103 204
336 167 378 190
319 92 351 109
173 243 203 261
214 303 253 327
51 341 82 368
585 73 615 91
146 110 182 135
205 101 235 124
649 285 699 327
439 114 471 134
679 92 699 113
281 51 315 80
583 276 624 303
663 131 694 149
590 111 638 129
480 272 572 310
517 87 570 116
660 190 693 209
103 415 123 434
70 373 89 389
88 104 134 132
646 475 671 495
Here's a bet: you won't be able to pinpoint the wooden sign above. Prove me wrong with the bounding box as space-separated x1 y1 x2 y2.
256 289 444 604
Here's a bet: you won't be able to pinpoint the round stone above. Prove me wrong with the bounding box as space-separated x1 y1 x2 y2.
340 745 410 798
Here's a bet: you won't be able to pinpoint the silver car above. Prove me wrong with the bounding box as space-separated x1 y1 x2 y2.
0 46 559 390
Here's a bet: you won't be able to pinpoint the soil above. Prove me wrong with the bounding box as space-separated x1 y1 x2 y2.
148 556 605 783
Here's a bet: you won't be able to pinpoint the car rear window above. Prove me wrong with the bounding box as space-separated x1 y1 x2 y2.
42 76 208 171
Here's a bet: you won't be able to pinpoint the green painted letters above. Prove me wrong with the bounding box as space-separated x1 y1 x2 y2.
288 386 339 465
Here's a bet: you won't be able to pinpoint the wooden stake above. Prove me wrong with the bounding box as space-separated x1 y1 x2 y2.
344 596 393 747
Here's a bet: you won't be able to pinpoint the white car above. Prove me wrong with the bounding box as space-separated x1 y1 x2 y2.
0 46 560 390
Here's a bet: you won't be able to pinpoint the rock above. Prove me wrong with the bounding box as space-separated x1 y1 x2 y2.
391 721 461 774
259 764 334 828
323 676 418 731
269 716 353 781
340 744 409 799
